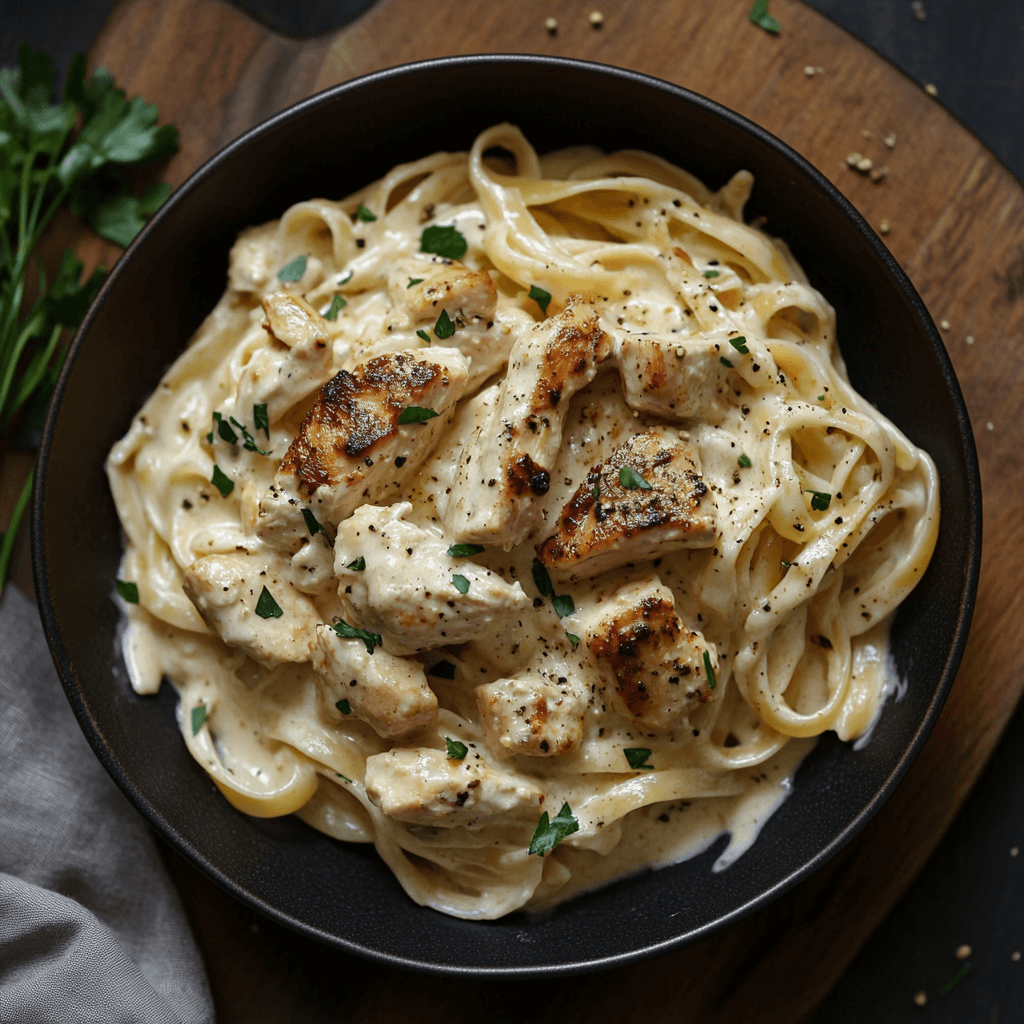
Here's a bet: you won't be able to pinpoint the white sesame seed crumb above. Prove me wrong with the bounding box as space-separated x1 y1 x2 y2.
857 156 874 172
804 66 816 77
987 421 994 431
966 335 975 344
861 129 873 140
914 991 927 1007
956 944 972 959
870 166 889 183
912 1 927 21
1013 951 1021 962
545 16 558 33
846 152 863 167
925 83 938 97
884 132 897 148
588 10 604 27
940 319 951 330
816 66 826 74
1012 846 1019 856
880 219 891 235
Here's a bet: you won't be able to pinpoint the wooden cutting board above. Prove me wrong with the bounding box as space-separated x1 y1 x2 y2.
33 0 1024 1020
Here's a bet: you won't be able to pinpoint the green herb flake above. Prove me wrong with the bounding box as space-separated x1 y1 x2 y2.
447 543 485 557
532 559 555 599
277 254 307 282
324 293 347 320
434 308 456 339
335 699 351 715
355 203 377 222
780 559 793 568
552 593 575 618
704 270 720 279
427 661 457 680
703 649 717 690
738 453 752 468
624 747 654 770
528 284 552 314
445 737 468 760
253 403 269 439
212 411 237 444
205 431 213 443
416 329 431 344
729 335 750 354
807 490 832 511
817 395 825 402
749 0 781 34
211 465 234 498
398 406 439 424
720 356 734 368
528 802 580 856
191 703 208 736
335 772 353 782
619 466 652 490
332 619 382 655
452 574 470 594
566 632 581 649
302 508 324 537
938 962 972 997
116 579 139 603
407 277 423 288
255 586 283 619
228 415 268 455
346 556 366 572
420 224 468 260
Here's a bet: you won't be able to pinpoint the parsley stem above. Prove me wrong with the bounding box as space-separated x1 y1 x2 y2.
0 466 33 587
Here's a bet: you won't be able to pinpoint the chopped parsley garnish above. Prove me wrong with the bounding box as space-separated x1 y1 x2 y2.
434 309 456 339
624 747 654 770
780 559 793 567
566 632 580 649
398 406 439 424
528 284 552 313
592 482 600 500
447 543 485 557
324 293 347 320
211 465 234 498
277 254 307 282
332 619 382 655
116 580 139 603
420 224 467 260
427 661 457 679
451 574 470 594
191 704 208 736
445 737 468 760
416 329 431 344
255 586 283 619
806 490 832 511
528 802 580 856
346 556 366 571
336 772 353 782
253 403 269 438
552 594 575 618
720 356 734 368
229 415 269 455
729 335 750 354
938 962 972 997
302 508 324 537
619 466 652 490
749 0 781 34
703 270 720 279
355 203 376 222
532 558 576 618
817 395 825 402
214 411 237 444
407 277 423 288
738 453 752 468
703 649 717 690
335 699 351 715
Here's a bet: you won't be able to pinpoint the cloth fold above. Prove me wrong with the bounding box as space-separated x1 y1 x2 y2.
0 586 214 1024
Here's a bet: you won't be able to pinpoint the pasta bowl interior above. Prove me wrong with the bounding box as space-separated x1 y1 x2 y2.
34 56 979 974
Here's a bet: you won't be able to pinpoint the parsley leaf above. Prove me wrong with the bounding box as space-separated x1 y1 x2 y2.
255 586 283 619
302 508 324 537
420 224 467 260
416 329 431 344
346 556 366 571
528 802 580 856
253 403 269 438
191 703 208 735
624 747 654 770
729 336 750 354
720 356 734 368
566 631 580 649
532 558 554 599
211 465 234 498
335 699 351 715
212 411 237 444
749 0 781 34
355 203 376 222
738 453 752 468
407 277 423 288
427 661 456 679
434 309 456 339
447 543 485 557
445 737 468 760
806 489 832 511
116 579 139 603
552 594 575 618
704 270 720 279
332 619 382 655
398 406 439 424
528 284 552 313
324 293 347 320
452 573 470 594
703 649 717 690
228 415 268 455
619 466 652 490
277 255 307 282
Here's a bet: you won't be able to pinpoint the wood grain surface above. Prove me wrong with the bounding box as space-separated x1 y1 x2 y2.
37 0 1024 1020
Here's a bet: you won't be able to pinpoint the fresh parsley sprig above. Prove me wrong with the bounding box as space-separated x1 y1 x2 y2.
528 802 579 856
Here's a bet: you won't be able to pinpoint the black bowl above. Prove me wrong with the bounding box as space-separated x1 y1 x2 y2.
32 54 981 976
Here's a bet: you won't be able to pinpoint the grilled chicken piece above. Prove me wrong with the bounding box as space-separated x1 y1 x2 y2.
389 255 497 324
236 293 335 426
182 552 319 666
364 746 544 829
537 429 718 577
584 576 719 734
443 297 612 547
312 624 437 738
334 503 531 656
612 332 726 421
256 348 468 550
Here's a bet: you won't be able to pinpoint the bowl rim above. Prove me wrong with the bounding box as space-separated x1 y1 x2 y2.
32 52 983 977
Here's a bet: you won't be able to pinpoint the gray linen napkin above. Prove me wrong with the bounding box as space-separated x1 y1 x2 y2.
0 586 214 1024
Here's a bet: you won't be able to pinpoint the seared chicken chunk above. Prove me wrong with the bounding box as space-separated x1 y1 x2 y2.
236 293 335 426
313 624 437 738
537 429 717 577
256 348 468 549
584 576 719 734
364 747 544 829
182 552 319 666
444 297 611 547
334 503 531 656
612 332 726 421
389 255 497 325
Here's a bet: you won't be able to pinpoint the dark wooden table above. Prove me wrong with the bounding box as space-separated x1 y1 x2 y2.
2 2 1022 1021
